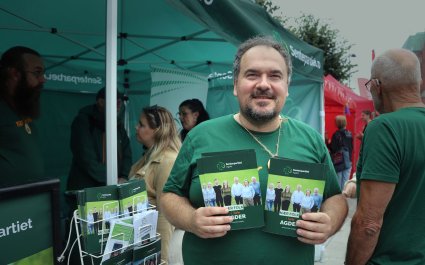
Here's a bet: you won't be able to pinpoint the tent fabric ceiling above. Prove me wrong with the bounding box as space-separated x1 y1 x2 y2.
0 0 237 91
0 0 329 191
0 0 324 93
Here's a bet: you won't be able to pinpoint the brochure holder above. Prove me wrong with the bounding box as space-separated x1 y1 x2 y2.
72 204 165 265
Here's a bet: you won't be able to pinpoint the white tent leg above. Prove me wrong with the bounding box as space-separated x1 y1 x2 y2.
106 0 118 185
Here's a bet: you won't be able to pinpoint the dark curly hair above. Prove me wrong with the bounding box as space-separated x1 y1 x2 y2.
179 98 209 141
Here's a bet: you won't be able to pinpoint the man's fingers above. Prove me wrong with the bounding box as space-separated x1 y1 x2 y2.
296 221 328 244
196 207 234 225
201 206 230 216
198 227 230 239
190 207 234 238
297 235 325 245
295 212 332 245
300 212 330 224
297 219 326 233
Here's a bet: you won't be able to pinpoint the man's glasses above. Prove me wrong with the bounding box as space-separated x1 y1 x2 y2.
26 70 45 79
365 78 381 91
145 105 161 127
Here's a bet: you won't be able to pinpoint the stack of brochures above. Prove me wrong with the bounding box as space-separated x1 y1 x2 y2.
74 179 163 264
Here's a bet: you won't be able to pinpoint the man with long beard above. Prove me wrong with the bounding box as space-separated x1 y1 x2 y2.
0 46 45 187
161 36 347 265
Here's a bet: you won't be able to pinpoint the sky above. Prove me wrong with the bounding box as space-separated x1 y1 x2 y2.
272 0 424 90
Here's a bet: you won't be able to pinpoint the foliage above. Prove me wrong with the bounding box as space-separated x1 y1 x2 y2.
256 1 357 83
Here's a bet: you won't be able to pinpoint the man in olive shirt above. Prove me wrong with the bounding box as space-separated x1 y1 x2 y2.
0 46 46 187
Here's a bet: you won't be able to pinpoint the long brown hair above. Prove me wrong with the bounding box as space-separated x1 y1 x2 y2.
131 105 181 177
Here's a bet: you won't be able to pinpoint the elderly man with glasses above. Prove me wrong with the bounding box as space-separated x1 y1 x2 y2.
346 49 425 265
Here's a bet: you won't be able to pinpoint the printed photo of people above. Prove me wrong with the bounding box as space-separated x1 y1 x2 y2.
265 175 324 214
85 201 119 235
199 169 261 208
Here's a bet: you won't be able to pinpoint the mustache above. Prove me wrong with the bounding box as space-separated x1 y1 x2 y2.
251 90 276 99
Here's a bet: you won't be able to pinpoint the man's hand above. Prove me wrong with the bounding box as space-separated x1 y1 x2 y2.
296 212 332 245
188 207 233 239
343 182 357 198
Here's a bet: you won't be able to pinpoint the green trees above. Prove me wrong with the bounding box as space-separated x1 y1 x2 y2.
256 1 357 83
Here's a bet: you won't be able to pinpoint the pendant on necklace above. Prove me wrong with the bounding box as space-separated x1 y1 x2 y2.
24 123 32 134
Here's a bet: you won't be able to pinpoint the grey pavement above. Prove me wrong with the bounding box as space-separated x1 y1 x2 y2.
314 198 357 265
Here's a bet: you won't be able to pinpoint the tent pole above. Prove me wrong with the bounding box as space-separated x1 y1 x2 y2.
320 80 325 138
106 0 118 185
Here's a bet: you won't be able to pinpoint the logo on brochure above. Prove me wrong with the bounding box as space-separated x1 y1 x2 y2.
283 166 292 175
217 162 226 171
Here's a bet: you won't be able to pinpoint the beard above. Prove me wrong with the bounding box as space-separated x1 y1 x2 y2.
240 89 280 125
13 72 43 119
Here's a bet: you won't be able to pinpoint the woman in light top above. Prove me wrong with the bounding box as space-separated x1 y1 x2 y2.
266 183 275 211
300 189 314 214
129 105 181 264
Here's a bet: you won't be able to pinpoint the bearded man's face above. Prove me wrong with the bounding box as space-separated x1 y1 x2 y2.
13 54 45 118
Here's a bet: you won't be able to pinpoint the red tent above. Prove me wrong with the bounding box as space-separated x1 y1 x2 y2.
324 75 374 178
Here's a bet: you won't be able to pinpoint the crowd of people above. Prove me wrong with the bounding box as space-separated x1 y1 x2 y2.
1 34 424 265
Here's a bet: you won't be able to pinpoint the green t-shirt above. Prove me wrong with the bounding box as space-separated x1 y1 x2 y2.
357 107 425 265
164 115 340 265
0 100 45 187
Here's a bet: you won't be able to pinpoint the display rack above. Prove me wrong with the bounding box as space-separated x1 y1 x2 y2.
72 205 165 265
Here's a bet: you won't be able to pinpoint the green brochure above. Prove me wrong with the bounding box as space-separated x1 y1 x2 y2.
197 149 264 230
84 185 119 254
263 157 326 237
102 248 132 265
133 237 162 265
118 179 148 217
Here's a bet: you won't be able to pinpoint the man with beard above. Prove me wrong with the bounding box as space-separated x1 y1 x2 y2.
346 49 425 265
67 87 132 190
161 36 347 265
0 46 45 187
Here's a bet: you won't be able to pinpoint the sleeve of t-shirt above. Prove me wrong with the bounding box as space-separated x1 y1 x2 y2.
163 135 195 197
358 119 400 183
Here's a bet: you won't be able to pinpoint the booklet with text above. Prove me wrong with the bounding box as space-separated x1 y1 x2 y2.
133 237 161 265
197 149 264 230
84 185 120 254
263 157 326 237
118 179 148 217
133 210 158 245
101 219 134 263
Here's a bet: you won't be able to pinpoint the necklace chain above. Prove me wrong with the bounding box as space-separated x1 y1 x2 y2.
238 114 282 158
